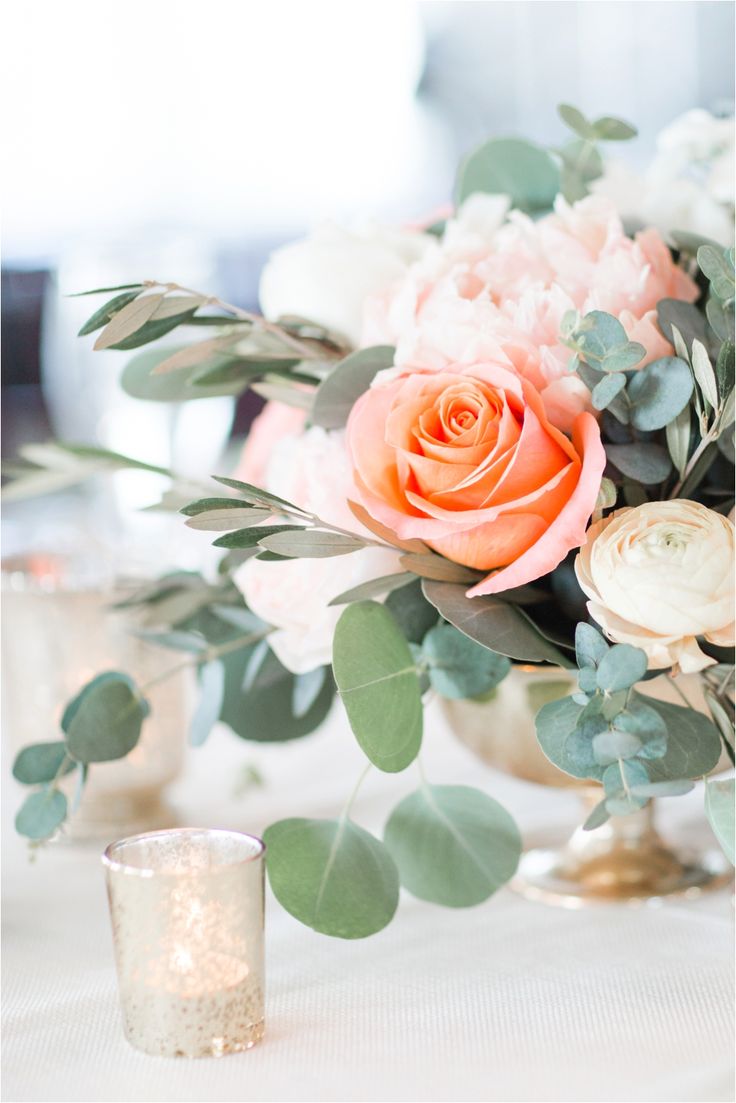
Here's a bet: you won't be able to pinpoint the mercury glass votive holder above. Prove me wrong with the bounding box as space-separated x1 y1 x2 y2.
103 828 265 1058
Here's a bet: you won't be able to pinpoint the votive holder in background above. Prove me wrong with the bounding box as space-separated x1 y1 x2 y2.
103 828 265 1058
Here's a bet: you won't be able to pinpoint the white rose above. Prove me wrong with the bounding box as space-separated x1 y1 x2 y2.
575 501 735 674
259 221 432 346
234 426 401 674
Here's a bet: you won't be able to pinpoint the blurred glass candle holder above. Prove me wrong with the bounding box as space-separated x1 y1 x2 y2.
2 552 189 839
103 828 265 1058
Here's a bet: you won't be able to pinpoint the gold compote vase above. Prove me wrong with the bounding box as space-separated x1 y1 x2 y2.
442 666 732 906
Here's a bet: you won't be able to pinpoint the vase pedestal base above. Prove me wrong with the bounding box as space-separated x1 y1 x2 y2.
512 802 732 907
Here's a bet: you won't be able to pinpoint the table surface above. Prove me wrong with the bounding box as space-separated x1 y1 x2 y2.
3 702 734 1103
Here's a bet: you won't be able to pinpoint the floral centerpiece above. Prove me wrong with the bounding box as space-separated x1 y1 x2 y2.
10 105 735 938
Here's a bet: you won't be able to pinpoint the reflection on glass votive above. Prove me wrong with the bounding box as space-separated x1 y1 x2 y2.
103 829 265 1058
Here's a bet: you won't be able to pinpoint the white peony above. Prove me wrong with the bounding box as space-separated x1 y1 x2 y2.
593 109 735 246
234 426 401 674
575 500 735 674
259 221 432 347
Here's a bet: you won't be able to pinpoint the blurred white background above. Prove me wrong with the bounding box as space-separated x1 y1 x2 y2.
3 0 734 263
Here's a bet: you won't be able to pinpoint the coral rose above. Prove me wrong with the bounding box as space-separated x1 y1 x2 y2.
575 500 735 674
347 362 606 597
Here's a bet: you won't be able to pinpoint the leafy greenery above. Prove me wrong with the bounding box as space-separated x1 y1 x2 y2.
333 602 422 772
705 779 735 864
264 817 399 938
422 580 573 666
455 137 560 213
311 346 396 429
63 672 149 764
384 784 521 906
421 623 511 699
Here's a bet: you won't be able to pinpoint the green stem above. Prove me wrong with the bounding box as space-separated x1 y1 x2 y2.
139 628 273 694
340 763 372 822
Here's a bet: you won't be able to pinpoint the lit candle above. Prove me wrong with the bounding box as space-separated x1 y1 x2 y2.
103 828 265 1057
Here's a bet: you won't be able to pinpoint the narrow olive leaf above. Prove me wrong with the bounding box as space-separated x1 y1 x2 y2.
384 785 521 906
311 346 396 429
185 508 273 532
422 623 511 699
690 339 719 410
242 638 270 693
108 309 199 351
715 340 735 400
332 602 422 773
135 629 208 652
328 572 413 607
259 529 365 558
150 295 205 320
15 789 68 841
152 337 234 375
78 290 142 336
605 443 672 484
190 660 225 747
264 818 400 939
181 496 255 516
121 346 246 401
292 667 327 719
666 406 692 478
249 380 315 411
422 580 571 665
13 742 75 785
399 552 480 584
212 475 309 515
70 283 145 297
628 357 694 431
347 500 427 553
557 103 597 141
705 779 735 865
93 293 165 350
213 524 304 549
64 672 148 764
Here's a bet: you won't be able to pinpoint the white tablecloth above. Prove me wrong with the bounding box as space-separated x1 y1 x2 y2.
3 704 734 1103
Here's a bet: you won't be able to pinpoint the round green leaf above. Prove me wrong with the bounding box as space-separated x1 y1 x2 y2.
384 785 521 906
628 357 694 431
596 644 647 693
639 696 723 781
15 789 68 840
535 696 604 781
264 817 399 938
455 137 560 212
333 602 422 772
422 623 510 699
220 645 334 742
64 672 147 764
12 742 75 785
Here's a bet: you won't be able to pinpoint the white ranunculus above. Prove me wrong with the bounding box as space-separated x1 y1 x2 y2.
575 501 735 674
234 426 401 674
258 221 432 347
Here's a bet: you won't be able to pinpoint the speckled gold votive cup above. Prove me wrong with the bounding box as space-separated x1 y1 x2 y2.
103 828 265 1057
